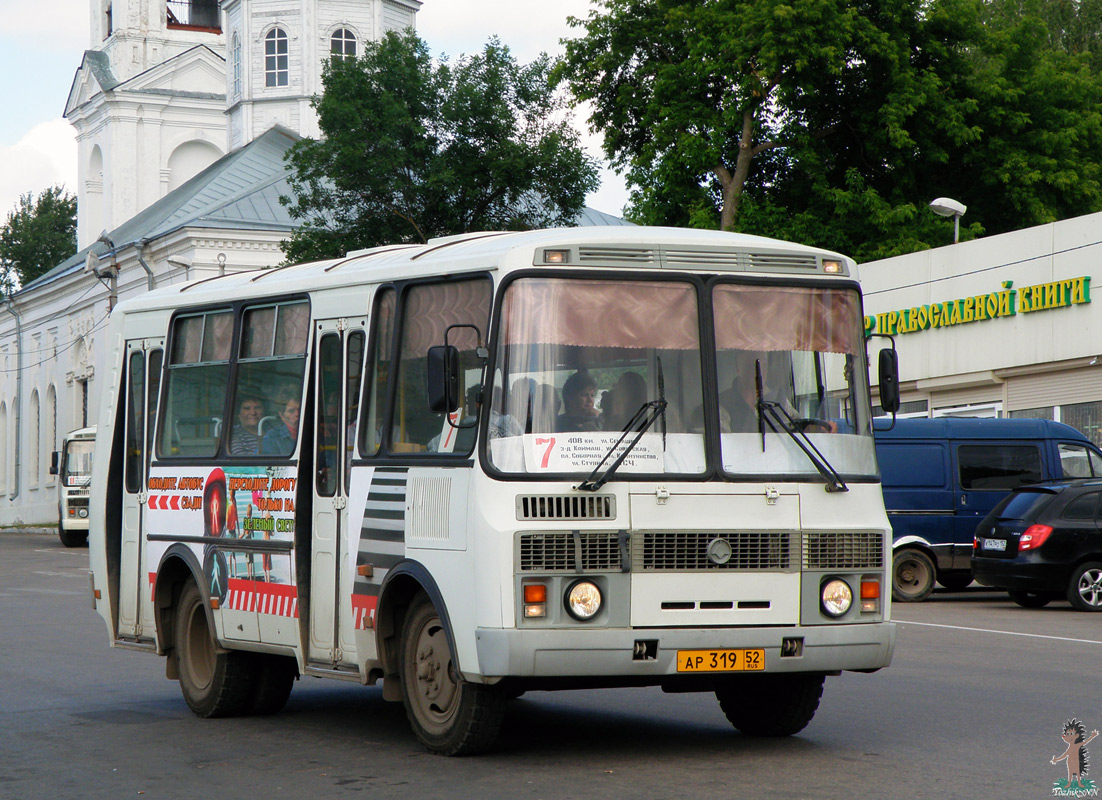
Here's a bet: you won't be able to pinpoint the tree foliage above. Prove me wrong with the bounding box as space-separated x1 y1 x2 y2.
557 0 1102 260
281 32 599 263
0 186 77 294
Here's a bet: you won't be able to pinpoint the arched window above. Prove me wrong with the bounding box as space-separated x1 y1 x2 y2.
331 28 357 60
0 402 7 495
46 386 56 484
265 28 289 87
232 33 242 97
30 390 40 486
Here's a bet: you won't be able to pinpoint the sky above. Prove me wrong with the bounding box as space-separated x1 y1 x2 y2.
0 0 629 221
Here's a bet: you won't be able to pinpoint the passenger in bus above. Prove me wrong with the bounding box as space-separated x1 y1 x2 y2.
229 395 265 455
556 371 600 432
721 351 835 433
600 371 648 431
261 385 302 455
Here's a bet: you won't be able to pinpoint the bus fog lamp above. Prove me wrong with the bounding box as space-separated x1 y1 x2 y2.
821 579 853 617
565 580 602 620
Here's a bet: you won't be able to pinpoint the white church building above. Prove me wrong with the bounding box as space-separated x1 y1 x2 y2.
0 0 625 527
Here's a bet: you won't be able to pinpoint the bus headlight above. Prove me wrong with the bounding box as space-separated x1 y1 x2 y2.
565 580 602 621
821 579 853 617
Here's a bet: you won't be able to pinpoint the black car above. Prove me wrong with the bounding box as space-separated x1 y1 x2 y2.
971 479 1102 611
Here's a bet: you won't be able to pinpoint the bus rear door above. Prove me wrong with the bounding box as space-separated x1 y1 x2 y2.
118 339 163 640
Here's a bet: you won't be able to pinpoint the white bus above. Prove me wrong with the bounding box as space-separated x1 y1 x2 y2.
51 426 96 547
88 226 900 755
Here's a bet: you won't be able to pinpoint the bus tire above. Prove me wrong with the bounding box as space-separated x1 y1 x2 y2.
58 527 87 548
248 654 297 715
174 582 256 718
398 595 505 756
715 673 824 737
892 548 936 602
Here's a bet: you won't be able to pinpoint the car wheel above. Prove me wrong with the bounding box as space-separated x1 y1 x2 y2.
1067 562 1102 612
1008 589 1053 609
892 548 936 602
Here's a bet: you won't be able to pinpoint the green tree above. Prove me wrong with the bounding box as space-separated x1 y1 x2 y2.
558 0 1102 260
282 32 599 263
0 186 77 294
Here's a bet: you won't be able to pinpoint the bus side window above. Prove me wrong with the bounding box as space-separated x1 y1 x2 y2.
231 301 309 458
390 279 491 454
361 289 395 457
160 311 233 457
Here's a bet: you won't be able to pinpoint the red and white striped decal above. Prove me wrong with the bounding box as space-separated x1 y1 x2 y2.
147 495 183 510
350 594 378 630
224 578 299 618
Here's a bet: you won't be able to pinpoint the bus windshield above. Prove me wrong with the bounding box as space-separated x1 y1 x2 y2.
487 276 876 480
488 276 706 476
713 283 876 479
64 440 95 486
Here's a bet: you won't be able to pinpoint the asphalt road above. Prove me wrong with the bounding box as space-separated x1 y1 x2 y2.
3 530 1099 800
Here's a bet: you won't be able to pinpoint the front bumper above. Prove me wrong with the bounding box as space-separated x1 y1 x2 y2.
474 622 896 679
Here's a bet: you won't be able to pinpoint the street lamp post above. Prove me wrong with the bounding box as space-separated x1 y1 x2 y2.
929 197 967 243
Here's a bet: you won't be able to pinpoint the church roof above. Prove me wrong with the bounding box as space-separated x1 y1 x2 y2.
21 124 630 294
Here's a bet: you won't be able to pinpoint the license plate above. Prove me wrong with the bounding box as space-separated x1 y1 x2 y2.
983 538 1007 551
676 649 765 672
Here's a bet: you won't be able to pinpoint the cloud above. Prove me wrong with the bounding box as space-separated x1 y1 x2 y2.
0 119 78 217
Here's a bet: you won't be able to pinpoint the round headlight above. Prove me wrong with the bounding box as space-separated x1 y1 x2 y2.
565 580 602 621
821 579 853 617
78 508 89 518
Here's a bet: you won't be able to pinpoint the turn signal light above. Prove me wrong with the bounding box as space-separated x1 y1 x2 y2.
860 579 880 613
523 583 547 618
1019 524 1053 551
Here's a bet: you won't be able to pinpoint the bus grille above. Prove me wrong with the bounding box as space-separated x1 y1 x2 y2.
516 494 615 521
803 532 884 569
519 532 621 571
635 532 792 571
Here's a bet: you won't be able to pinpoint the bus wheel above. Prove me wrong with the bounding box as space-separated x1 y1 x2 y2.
715 673 824 736
58 527 87 548
892 548 936 602
249 654 297 715
398 595 506 756
174 582 256 718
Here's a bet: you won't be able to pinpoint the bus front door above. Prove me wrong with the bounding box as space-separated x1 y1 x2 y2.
307 320 365 669
118 339 163 641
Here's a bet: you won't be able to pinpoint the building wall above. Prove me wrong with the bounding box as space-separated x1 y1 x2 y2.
0 231 287 527
861 211 1102 439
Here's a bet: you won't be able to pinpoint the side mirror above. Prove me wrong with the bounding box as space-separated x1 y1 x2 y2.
427 345 460 414
50 451 60 475
878 348 900 415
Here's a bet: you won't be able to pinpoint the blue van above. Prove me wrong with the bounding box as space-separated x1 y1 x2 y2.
874 417 1102 601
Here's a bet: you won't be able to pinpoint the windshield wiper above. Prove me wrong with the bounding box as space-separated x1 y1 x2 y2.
752 358 847 492
576 400 667 492
758 398 848 493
